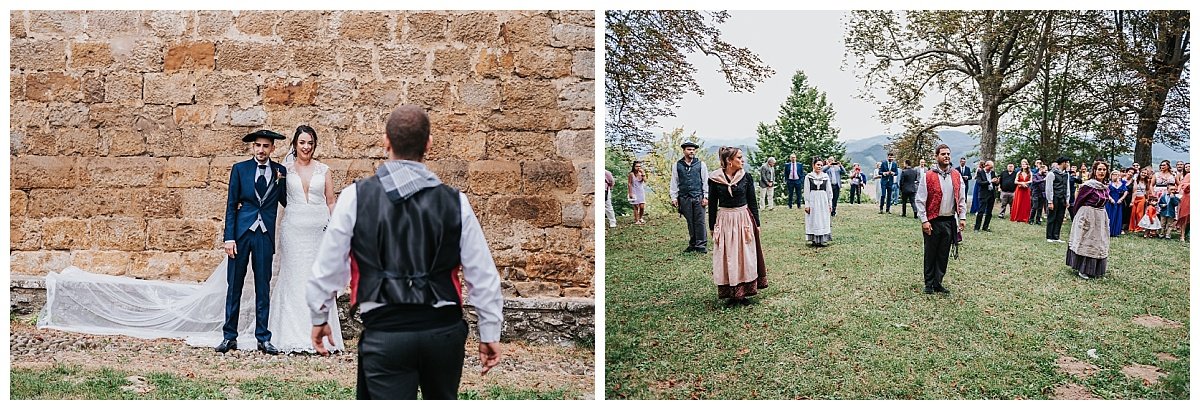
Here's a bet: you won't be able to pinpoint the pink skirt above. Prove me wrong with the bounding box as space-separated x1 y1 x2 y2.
712 206 768 299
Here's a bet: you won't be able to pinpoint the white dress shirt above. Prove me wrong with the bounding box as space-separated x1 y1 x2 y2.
914 166 967 223
306 183 504 343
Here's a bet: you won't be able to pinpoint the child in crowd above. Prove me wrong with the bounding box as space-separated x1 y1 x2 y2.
1139 194 1162 237
1158 185 1180 239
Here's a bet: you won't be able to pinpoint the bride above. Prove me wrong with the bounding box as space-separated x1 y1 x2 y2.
37 125 344 354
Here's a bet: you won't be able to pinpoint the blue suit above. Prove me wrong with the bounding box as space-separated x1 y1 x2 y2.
222 159 288 343
783 162 805 207
878 160 898 212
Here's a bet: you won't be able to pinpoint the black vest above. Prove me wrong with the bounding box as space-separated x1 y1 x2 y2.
676 158 704 198
1051 168 1069 201
353 175 464 329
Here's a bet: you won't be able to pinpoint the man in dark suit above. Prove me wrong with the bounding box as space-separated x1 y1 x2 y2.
974 160 998 231
783 153 804 209
899 160 920 218
878 152 899 213
957 157 972 197
218 130 288 355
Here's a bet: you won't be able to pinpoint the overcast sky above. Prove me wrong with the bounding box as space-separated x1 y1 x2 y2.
648 10 928 144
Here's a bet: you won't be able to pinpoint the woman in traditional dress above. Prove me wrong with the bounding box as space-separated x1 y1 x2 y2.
1011 160 1032 223
1106 169 1128 237
1068 161 1112 279
1178 164 1190 242
804 158 834 246
708 147 766 306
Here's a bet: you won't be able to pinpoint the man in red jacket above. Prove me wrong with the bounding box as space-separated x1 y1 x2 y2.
914 144 967 295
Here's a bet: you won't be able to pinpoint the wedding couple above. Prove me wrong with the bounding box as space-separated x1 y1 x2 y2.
39 125 344 354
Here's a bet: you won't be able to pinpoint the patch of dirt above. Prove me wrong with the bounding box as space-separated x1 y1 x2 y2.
1055 356 1099 378
120 375 154 394
1050 383 1097 400
1155 353 1179 362
1131 315 1182 329
1120 363 1167 385
10 320 593 398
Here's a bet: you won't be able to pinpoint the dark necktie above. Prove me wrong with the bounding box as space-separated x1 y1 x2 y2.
256 164 268 197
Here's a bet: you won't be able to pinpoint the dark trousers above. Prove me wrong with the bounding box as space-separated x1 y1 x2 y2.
849 184 862 204
1046 197 1067 240
974 189 995 230
223 229 274 342
922 216 956 290
357 321 468 400
1029 195 1044 224
880 184 894 212
831 184 841 216
900 191 916 217
785 179 803 207
680 195 707 251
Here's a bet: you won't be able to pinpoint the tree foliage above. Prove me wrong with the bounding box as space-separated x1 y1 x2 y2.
605 10 774 153
1105 10 1190 165
754 70 846 172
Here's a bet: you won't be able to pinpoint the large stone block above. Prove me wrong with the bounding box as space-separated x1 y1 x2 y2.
164 42 216 72
551 23 594 49
47 103 90 128
179 188 228 220
487 195 561 228
180 250 224 282
264 77 318 106
426 160 468 190
101 128 147 156
288 43 338 75
216 41 288 72
456 81 500 110
501 13 553 48
438 132 487 161
172 105 215 127
523 161 576 194
572 50 594 79
525 253 587 283
12 71 25 102
449 12 499 43
11 190 29 217
81 71 105 103
501 79 558 110
147 219 219 251
163 157 212 188
337 11 392 42
314 78 358 107
431 47 471 78
337 44 375 78
514 47 573 79
28 11 83 36
103 71 143 104
484 109 567 132
378 46 426 79
133 189 184 219
41 218 91 250
10 218 42 251
559 80 594 110
70 42 114 69
12 156 79 189
556 10 595 26
144 72 196 105
406 80 451 109
89 218 148 251
234 11 281 37
9 251 72 276
28 188 135 219
195 71 261 108
475 48 514 78
195 10 234 38
12 39 67 71
576 161 595 195
182 126 252 157
354 80 404 112
71 250 132 277
108 38 165 73
53 126 102 156
229 106 267 127
555 129 594 161
83 10 140 38
279 10 325 42
561 201 587 228
143 10 189 37
487 131 556 161
468 161 522 195
128 251 183 281
513 281 562 298
85 157 165 188
11 10 26 39
429 111 482 134
25 72 80 103
404 12 446 43
544 227 582 254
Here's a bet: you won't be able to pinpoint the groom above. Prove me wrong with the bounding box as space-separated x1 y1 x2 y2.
217 129 288 355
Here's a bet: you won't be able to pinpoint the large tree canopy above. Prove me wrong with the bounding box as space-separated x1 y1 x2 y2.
845 10 1057 162
605 10 773 153
755 70 846 171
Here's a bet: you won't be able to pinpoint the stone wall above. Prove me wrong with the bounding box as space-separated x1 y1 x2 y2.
9 10 596 299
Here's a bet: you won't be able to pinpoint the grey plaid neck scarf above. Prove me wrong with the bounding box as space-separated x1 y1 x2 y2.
376 160 442 203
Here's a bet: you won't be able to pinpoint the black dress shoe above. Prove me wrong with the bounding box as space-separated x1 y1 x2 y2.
923 288 934 294
215 339 237 353
934 286 950 294
258 341 281 355
695 248 707 254
682 247 695 253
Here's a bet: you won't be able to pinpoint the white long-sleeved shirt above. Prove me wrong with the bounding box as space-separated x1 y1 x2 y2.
914 166 967 223
306 183 504 343
669 157 709 200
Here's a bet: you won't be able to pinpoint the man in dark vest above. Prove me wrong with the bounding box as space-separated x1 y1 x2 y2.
671 141 709 253
973 160 998 231
307 105 504 399
914 144 966 295
1044 156 1071 242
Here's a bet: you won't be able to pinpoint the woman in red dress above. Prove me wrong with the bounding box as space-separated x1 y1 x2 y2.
1011 159 1032 223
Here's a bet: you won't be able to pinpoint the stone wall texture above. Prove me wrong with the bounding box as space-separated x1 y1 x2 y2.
9 10 596 299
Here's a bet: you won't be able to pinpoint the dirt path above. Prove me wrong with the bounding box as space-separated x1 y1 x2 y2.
9 320 594 398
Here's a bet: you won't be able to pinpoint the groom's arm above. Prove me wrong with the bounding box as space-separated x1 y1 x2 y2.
308 184 357 325
223 164 240 242
458 193 503 343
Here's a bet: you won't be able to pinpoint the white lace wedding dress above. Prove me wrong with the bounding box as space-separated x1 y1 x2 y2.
38 161 344 353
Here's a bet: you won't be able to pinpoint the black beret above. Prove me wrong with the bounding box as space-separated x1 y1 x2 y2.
680 141 700 149
1055 156 1071 164
243 129 286 142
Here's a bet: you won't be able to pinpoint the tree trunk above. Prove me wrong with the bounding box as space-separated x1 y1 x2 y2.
979 92 1002 162
1133 85 1168 165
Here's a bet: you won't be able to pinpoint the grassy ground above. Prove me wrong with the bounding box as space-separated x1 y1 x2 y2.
605 203 1189 399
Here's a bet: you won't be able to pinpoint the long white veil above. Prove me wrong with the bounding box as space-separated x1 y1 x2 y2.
38 258 264 348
